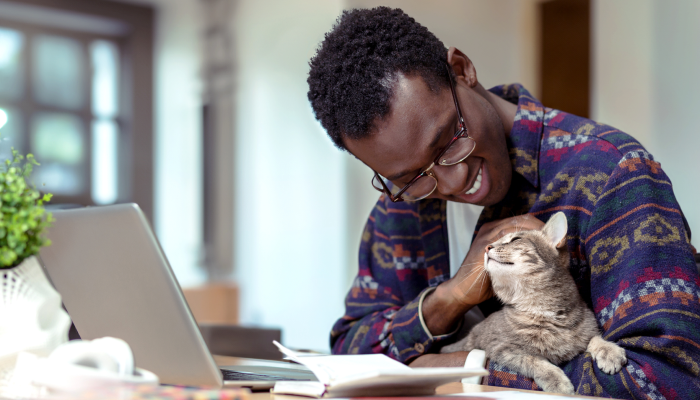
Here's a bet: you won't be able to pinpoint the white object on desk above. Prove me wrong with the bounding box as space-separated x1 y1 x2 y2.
0 256 71 393
48 337 135 377
4 337 158 398
462 349 486 384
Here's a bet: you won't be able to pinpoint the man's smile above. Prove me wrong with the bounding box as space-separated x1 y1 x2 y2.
456 159 490 204
464 166 483 195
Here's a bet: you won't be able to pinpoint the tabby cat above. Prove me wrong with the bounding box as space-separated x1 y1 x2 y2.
441 212 627 395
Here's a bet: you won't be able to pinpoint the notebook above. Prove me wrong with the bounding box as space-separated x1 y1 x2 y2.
271 341 488 397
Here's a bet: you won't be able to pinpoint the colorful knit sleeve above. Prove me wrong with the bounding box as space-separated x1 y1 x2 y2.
569 150 700 398
329 196 453 363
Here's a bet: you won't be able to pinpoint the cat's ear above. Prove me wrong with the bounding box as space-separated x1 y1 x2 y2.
542 212 568 248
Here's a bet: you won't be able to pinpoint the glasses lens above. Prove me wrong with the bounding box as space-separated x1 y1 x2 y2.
372 174 402 195
372 174 389 192
402 175 438 201
373 174 437 201
438 136 476 166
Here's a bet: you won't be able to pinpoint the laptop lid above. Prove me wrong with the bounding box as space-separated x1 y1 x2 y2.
39 203 223 387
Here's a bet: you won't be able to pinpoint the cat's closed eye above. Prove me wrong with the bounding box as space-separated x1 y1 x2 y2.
509 237 521 243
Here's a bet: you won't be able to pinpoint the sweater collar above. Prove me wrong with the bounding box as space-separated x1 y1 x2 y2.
487 84 543 188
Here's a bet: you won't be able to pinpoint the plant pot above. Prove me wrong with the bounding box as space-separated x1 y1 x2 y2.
0 256 71 389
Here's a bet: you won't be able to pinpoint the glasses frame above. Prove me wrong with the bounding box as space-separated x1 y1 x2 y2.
372 63 475 202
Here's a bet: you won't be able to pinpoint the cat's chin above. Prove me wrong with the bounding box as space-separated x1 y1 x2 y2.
497 260 514 265
484 253 515 265
485 257 514 268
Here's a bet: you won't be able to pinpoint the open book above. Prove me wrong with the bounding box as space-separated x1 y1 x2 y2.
271 341 488 398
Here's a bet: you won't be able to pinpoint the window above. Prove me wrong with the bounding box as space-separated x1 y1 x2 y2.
0 0 153 219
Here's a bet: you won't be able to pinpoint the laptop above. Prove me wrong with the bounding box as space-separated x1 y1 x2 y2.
38 203 317 389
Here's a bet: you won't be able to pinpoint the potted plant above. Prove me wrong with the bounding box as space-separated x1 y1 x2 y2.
0 149 70 391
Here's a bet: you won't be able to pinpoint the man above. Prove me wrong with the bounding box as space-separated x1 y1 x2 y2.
307 7 700 398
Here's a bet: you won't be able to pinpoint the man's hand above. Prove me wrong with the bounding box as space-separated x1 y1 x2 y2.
448 214 545 307
422 214 544 336
408 351 471 367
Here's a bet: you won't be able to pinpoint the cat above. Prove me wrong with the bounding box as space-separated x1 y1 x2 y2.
440 212 627 395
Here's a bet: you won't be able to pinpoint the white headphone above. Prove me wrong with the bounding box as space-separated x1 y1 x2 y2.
32 337 158 392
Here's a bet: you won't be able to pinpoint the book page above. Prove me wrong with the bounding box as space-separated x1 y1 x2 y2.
273 341 409 384
300 354 410 383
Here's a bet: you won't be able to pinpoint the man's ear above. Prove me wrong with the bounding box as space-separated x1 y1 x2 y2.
447 47 478 88
542 212 568 248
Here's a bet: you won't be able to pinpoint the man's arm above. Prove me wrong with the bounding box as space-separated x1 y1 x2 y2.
330 197 461 362
572 153 700 399
408 351 471 367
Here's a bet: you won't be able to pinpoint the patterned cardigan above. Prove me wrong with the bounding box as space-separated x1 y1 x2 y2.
330 85 700 399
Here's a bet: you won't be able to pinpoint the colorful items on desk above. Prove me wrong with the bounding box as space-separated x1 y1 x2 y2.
63 384 250 400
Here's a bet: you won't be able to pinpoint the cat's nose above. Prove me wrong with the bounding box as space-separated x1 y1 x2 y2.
485 245 493 252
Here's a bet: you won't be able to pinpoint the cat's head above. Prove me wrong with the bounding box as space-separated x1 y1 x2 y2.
483 212 569 305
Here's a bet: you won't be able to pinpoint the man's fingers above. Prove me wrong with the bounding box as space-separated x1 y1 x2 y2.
480 214 544 237
496 227 518 239
511 214 544 231
479 219 499 232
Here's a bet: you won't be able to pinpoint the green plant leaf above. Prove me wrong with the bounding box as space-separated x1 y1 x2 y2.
0 147 53 268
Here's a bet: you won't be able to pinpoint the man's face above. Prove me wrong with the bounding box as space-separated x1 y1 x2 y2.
344 72 512 206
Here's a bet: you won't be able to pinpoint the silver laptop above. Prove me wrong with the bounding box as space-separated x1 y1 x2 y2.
39 203 317 389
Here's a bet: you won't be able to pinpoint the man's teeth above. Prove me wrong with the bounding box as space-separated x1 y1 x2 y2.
465 168 483 195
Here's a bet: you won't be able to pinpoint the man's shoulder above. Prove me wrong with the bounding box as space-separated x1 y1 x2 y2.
540 108 654 171
370 196 444 232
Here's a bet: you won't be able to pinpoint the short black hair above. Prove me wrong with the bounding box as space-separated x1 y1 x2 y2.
307 7 451 150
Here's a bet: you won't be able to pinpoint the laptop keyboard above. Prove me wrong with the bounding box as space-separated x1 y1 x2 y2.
221 369 311 381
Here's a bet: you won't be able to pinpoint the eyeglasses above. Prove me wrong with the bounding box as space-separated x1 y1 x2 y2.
371 64 476 202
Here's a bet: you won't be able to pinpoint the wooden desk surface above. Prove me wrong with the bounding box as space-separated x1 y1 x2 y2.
214 356 615 400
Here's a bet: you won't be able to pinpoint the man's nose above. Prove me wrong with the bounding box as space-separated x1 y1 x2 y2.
433 162 469 197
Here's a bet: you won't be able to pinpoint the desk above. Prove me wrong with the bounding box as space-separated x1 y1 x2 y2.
214 356 615 400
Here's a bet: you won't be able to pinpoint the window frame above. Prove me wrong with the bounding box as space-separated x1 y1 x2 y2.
0 0 154 222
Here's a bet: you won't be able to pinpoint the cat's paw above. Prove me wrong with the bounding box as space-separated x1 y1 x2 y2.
588 336 627 374
545 380 575 396
535 368 575 395
593 343 627 374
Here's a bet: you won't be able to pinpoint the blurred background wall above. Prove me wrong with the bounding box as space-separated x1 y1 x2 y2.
0 0 698 353
123 0 208 288
232 0 348 351
591 0 700 246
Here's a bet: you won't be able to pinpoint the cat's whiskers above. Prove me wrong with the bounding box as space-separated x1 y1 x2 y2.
461 273 485 296
459 261 482 267
478 268 488 296
456 266 485 284
455 269 481 287
457 267 489 296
